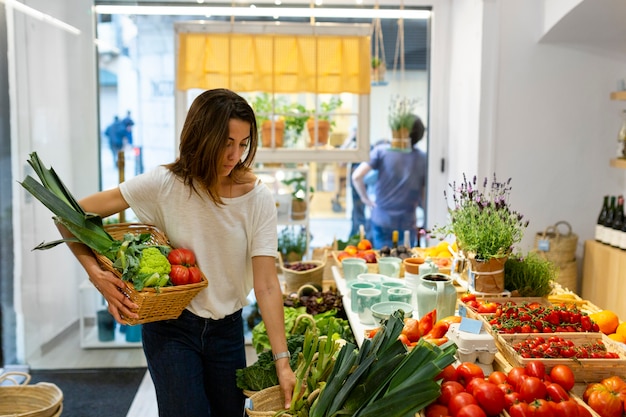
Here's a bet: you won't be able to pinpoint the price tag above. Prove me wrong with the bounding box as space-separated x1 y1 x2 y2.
537 239 550 251
459 317 483 334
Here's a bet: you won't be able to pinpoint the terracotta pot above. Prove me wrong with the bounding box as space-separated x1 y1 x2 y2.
261 120 284 147
291 199 307 220
307 119 330 146
468 256 508 293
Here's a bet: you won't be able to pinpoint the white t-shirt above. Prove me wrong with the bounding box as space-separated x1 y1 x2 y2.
119 166 278 319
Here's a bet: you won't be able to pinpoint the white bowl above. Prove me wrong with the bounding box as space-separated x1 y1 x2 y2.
370 301 413 321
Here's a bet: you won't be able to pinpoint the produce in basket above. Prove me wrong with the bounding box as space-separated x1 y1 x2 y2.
19 152 184 290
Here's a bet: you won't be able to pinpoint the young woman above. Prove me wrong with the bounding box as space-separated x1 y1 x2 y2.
59 88 295 416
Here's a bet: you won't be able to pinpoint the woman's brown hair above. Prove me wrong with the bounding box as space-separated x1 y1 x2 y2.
167 88 258 205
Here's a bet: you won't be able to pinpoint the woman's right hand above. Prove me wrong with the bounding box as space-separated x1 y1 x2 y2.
88 268 139 324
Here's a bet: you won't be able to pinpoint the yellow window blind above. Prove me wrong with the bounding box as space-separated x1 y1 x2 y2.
177 32 371 94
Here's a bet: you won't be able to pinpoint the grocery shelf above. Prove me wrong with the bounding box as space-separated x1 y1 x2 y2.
610 158 626 169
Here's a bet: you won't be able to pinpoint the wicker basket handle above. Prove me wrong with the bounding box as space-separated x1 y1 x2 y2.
553 221 573 237
0 371 31 386
540 225 558 240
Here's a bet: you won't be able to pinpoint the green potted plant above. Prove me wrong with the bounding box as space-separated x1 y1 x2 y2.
371 57 385 83
387 95 417 148
278 226 308 262
250 93 286 147
307 96 343 146
282 174 314 220
282 102 310 146
504 251 556 297
433 173 529 293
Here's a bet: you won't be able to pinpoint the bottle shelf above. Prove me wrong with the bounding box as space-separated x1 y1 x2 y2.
610 158 626 169
610 91 626 101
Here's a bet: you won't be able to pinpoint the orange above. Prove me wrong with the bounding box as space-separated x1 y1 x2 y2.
357 239 373 251
608 333 626 343
616 321 626 340
589 310 620 335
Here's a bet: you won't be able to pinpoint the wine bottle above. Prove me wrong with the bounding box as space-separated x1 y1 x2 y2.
620 217 626 251
602 196 616 245
392 230 399 249
596 195 609 242
611 195 624 247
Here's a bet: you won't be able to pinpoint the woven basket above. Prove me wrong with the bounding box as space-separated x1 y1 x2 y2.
278 252 325 294
93 223 208 325
555 259 578 293
245 385 290 417
0 372 63 417
534 221 578 264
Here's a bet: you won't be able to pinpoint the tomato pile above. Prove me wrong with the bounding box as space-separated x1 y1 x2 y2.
461 293 502 314
425 360 589 417
168 248 202 286
487 302 599 334
512 336 620 359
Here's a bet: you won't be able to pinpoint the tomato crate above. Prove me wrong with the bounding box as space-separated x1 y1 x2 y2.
497 332 626 383
458 297 551 321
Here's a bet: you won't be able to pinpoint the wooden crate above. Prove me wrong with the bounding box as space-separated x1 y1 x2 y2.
458 297 551 321
497 332 626 383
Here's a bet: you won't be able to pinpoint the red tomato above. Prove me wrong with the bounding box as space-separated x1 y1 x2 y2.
438 381 465 406
525 360 546 380
169 264 190 286
402 318 421 343
601 376 626 402
461 293 477 303
507 366 527 388
504 390 521 410
456 362 485 387
546 382 570 403
456 404 486 417
473 381 505 416
167 248 196 266
518 376 547 403
508 401 529 417
425 403 450 417
448 392 478 417
585 384 624 417
466 378 488 396
553 399 581 417
549 365 575 391
437 364 458 382
488 371 508 386
527 399 553 417
188 266 203 284
576 404 593 417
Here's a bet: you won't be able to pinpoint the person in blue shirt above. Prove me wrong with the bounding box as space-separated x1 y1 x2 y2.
351 114 427 249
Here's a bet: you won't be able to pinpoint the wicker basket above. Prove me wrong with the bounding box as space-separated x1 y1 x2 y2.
278 252 325 294
533 221 578 264
93 223 208 325
245 385 290 417
0 372 63 417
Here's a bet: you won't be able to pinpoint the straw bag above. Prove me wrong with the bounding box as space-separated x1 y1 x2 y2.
0 372 63 417
93 223 208 325
245 385 290 417
278 252 325 294
534 221 578 264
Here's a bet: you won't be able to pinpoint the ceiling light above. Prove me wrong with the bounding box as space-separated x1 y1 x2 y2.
94 5 430 20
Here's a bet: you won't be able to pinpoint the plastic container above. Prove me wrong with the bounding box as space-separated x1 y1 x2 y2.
446 322 498 365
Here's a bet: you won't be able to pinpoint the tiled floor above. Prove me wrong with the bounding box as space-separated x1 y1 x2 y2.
22 217 351 417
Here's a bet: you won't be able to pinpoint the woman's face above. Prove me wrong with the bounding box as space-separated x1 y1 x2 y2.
220 118 250 177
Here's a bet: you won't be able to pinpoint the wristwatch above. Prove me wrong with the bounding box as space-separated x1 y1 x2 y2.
273 351 291 361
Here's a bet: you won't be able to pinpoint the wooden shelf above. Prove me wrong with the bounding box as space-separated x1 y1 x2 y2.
610 91 626 101
610 158 626 169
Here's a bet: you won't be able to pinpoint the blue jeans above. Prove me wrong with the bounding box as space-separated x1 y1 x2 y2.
142 309 246 417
